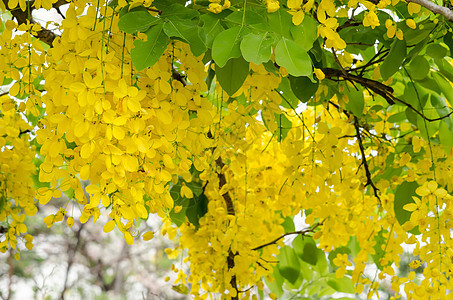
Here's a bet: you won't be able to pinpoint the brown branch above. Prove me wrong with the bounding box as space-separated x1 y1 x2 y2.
7 249 13 300
354 116 381 204
171 66 187 86
391 96 453 121
60 222 86 300
2 0 68 46
251 222 323 251
322 67 395 105
215 157 238 300
336 20 362 32
324 67 453 121
216 158 235 216
406 0 453 21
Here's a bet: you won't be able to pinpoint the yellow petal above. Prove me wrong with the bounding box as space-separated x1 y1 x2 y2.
142 231 154 241
124 231 134 245
103 220 116 233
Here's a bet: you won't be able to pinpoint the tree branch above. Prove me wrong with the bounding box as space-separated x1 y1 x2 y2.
251 222 323 251
215 157 238 299
323 67 453 121
406 0 453 21
353 116 381 204
60 222 86 300
2 0 69 46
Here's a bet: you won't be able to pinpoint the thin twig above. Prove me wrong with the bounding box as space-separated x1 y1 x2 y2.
353 116 381 204
251 222 324 251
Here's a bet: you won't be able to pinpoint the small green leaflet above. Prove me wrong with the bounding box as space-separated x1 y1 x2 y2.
215 56 249 96
163 19 207 56
275 38 312 77
200 14 224 48
288 75 318 103
435 58 453 83
131 23 168 71
290 15 318 51
212 26 250 67
118 11 160 34
327 276 355 294
380 38 406 80
425 43 448 60
275 113 292 142
407 56 430 81
432 72 453 107
240 32 273 65
160 3 199 20
224 9 267 27
278 246 301 284
394 181 420 235
267 9 292 39
278 76 299 109
345 89 364 117
281 216 295 232
169 178 207 229
431 95 453 147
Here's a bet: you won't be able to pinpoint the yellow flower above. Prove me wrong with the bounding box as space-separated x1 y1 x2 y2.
266 0 280 13
208 3 223 13
314 68 325 80
363 11 380 29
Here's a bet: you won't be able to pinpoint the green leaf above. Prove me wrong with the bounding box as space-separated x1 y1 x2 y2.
381 38 406 80
301 242 319 266
388 111 407 123
407 56 430 81
267 9 292 39
293 236 326 268
212 26 250 67
275 113 292 142
431 95 453 147
288 75 318 103
153 0 186 9
402 22 435 45
200 14 224 48
278 77 299 109
275 38 312 77
278 247 301 284
444 31 453 57
432 72 453 107
426 43 448 60
405 36 429 64
402 82 424 108
435 58 453 84
281 216 295 232
290 15 318 51
345 89 364 117
131 23 168 71
118 11 160 34
169 178 207 229
327 276 355 294
163 19 207 56
215 56 249 96
225 9 267 27
394 181 420 234
161 3 199 20
240 32 273 64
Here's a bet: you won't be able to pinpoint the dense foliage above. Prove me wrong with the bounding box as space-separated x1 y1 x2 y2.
1 0 453 298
